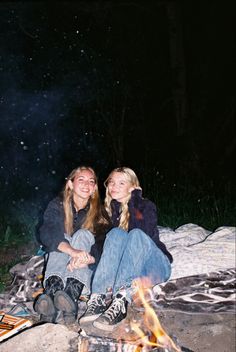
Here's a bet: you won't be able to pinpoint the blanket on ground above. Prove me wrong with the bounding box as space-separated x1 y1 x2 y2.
0 224 235 316
0 255 44 313
153 268 235 314
159 224 235 279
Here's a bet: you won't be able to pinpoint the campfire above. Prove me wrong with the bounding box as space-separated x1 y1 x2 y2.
79 278 184 352
130 278 181 351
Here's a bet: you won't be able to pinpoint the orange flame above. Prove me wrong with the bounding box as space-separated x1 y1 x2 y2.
131 278 181 351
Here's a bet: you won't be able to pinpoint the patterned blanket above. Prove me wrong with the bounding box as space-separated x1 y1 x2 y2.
0 256 44 313
0 224 235 317
153 268 235 314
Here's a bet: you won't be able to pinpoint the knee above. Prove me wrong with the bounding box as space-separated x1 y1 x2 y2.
72 229 95 247
107 227 127 238
105 227 128 244
128 228 147 241
128 228 151 247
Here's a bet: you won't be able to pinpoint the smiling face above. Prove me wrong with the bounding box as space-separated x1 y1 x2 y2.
107 171 134 203
68 169 97 205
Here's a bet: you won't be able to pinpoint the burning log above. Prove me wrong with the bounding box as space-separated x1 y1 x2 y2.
78 333 193 352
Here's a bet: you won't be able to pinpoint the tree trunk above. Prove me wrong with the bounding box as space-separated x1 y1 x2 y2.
166 2 188 137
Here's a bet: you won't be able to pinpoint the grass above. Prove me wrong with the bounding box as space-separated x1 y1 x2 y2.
0 259 20 293
0 239 37 293
142 178 236 231
0 219 37 293
0 225 32 248
0 239 35 293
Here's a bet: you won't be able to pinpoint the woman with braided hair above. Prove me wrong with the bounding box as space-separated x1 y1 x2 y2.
79 167 172 331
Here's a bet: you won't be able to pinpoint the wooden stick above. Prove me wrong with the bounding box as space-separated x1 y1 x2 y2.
0 323 14 330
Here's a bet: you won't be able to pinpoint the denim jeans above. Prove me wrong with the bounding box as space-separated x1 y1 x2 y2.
92 228 171 302
44 229 95 296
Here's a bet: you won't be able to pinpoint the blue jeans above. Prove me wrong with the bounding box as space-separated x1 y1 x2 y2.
92 228 171 302
44 229 95 296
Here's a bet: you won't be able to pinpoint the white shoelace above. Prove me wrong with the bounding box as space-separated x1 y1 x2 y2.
87 295 105 312
103 297 126 321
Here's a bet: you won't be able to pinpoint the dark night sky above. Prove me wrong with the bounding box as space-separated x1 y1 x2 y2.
0 1 235 225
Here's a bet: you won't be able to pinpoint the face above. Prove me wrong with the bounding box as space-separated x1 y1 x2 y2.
68 169 97 202
107 172 134 203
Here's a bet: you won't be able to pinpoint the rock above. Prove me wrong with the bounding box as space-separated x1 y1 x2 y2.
158 310 235 352
0 323 79 352
1 311 234 352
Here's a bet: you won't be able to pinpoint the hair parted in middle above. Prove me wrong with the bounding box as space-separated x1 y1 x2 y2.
63 166 107 235
104 167 141 230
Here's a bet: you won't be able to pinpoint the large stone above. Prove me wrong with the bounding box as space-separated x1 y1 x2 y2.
0 310 234 352
0 323 78 352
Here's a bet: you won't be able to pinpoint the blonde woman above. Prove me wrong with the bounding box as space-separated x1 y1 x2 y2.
79 167 172 331
34 166 111 324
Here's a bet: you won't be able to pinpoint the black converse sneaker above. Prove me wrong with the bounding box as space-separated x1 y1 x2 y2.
79 293 107 323
93 292 127 331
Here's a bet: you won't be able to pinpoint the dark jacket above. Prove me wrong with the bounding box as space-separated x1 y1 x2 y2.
110 189 173 263
38 196 111 263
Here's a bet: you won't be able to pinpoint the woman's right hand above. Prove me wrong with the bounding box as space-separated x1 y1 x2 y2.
67 249 95 271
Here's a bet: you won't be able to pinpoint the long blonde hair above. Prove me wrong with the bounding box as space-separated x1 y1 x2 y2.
63 166 105 235
104 167 140 230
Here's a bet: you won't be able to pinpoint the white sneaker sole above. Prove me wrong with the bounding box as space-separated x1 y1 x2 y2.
79 313 101 324
93 319 123 332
